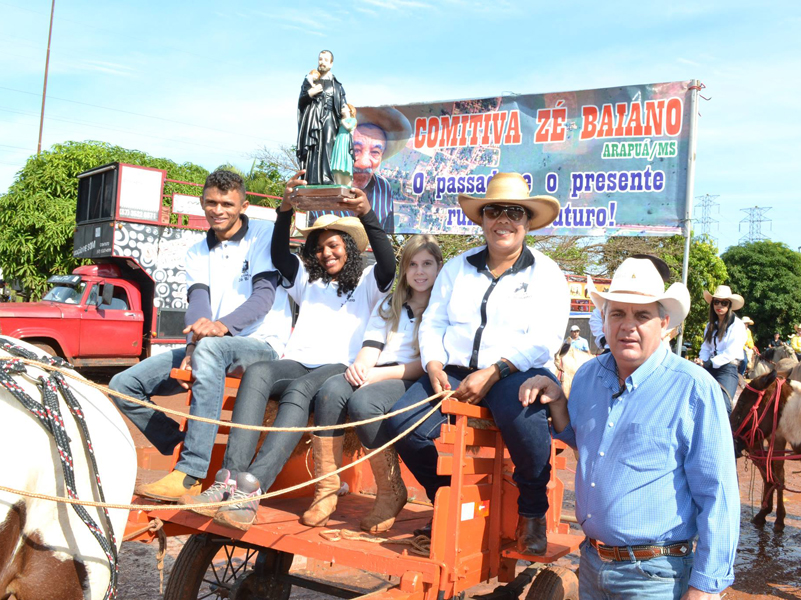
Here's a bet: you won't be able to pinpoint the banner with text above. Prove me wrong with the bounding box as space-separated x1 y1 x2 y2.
363 80 693 236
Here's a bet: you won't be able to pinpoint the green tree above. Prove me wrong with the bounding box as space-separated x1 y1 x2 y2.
721 241 801 348
0 141 208 300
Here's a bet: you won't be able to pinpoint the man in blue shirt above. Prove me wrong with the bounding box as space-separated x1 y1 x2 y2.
567 325 590 352
520 258 739 600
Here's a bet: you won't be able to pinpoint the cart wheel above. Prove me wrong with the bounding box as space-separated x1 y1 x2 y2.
525 566 578 600
163 533 293 600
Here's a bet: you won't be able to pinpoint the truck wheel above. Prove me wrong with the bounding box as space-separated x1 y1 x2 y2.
163 534 293 600
525 566 579 600
32 342 58 358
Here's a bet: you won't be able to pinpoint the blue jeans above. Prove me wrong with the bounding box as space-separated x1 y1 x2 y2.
579 538 694 599
109 335 278 479
387 366 556 517
222 360 347 490
704 362 738 415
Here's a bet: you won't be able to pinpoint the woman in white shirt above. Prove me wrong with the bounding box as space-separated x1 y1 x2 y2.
695 285 747 413
181 172 395 531
303 235 443 530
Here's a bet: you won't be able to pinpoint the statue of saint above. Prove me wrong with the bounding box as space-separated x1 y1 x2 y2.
296 50 348 186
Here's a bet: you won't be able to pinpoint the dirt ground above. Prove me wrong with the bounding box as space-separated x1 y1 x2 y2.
115 392 801 600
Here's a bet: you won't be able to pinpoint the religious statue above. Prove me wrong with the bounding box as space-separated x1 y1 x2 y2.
296 50 349 187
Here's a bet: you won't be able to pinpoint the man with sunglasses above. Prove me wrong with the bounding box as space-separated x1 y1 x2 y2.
388 173 569 555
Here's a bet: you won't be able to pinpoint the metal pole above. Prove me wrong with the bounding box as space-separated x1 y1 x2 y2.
674 79 700 356
37 0 56 155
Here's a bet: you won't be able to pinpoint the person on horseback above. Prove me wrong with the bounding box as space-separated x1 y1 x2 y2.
694 285 747 414
520 258 740 600
109 170 293 501
740 316 755 376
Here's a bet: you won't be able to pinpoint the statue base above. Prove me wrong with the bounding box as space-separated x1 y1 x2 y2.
293 185 352 212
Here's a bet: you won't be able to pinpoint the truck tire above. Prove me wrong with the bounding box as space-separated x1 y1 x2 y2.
525 566 579 600
31 342 59 359
163 533 292 600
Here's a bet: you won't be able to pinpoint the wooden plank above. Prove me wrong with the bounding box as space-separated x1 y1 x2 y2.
437 456 512 476
439 424 499 447
500 532 582 563
441 399 493 420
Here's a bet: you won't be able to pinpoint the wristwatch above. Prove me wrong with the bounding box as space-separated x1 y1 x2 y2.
494 359 512 379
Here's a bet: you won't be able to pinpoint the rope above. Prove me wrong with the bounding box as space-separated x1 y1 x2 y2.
0 392 450 512
319 529 431 556
9 357 440 433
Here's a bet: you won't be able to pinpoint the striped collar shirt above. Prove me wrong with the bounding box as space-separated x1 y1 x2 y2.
419 245 569 372
556 344 740 594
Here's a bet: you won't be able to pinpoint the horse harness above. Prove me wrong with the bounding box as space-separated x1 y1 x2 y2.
734 377 801 493
0 338 118 600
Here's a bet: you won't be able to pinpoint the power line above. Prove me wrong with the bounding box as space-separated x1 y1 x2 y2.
738 206 772 244
694 194 719 244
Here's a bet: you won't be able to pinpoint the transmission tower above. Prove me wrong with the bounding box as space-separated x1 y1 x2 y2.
738 206 772 244
694 194 720 243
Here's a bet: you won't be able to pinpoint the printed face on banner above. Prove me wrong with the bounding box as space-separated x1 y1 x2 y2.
353 124 387 190
357 81 694 237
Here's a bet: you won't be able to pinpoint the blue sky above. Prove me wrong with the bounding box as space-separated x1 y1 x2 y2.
1 0 799 253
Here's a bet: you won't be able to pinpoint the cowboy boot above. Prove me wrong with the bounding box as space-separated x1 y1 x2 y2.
301 435 344 527
360 447 408 533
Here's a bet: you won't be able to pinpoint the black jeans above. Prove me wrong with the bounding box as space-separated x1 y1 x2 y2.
314 374 416 448
222 359 346 489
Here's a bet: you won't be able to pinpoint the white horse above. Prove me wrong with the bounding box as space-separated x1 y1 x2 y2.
0 336 137 600
554 342 595 399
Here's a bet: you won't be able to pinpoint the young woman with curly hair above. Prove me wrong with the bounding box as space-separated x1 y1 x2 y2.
181 170 395 531
303 234 442 530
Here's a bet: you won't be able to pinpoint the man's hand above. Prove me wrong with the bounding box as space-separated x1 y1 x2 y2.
693 357 703 365
281 170 307 212
452 367 498 405
338 187 371 217
680 587 719 600
183 318 228 343
178 349 194 390
519 375 569 432
427 361 451 395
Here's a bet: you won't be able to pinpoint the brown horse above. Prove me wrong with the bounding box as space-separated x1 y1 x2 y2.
730 370 801 531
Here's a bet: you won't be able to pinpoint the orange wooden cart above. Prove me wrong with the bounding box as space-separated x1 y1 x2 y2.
125 371 582 600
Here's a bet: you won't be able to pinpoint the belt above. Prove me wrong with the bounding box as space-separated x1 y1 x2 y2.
589 538 692 562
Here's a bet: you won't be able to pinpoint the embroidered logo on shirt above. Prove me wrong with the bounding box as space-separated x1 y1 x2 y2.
239 260 251 282
512 282 533 299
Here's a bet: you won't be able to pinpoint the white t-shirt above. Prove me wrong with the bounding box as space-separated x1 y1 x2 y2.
281 259 389 367
185 218 293 355
362 299 419 367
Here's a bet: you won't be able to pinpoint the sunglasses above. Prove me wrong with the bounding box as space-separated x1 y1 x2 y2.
712 299 731 307
481 204 530 223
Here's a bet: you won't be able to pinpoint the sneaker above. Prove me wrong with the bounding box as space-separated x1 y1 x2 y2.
137 469 201 502
178 469 236 517
212 472 262 531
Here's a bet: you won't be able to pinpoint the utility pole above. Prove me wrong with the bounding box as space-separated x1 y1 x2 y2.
694 194 720 244
738 206 772 244
37 0 56 155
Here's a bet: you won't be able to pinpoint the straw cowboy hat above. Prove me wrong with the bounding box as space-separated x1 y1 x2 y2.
742 316 755 326
703 285 744 311
457 172 561 231
354 106 412 161
297 214 369 253
590 258 691 326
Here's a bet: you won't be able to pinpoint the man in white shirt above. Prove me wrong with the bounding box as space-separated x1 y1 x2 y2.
110 170 292 500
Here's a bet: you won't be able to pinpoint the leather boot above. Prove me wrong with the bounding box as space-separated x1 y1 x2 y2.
137 469 201 502
360 447 408 533
301 435 344 527
515 515 548 555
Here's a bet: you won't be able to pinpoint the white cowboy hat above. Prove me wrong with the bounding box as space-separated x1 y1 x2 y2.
590 258 690 326
742 316 755 325
297 214 369 252
703 285 744 311
354 106 412 161
457 172 561 231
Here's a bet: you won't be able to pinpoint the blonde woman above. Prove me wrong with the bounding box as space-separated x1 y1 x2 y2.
303 235 443 531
